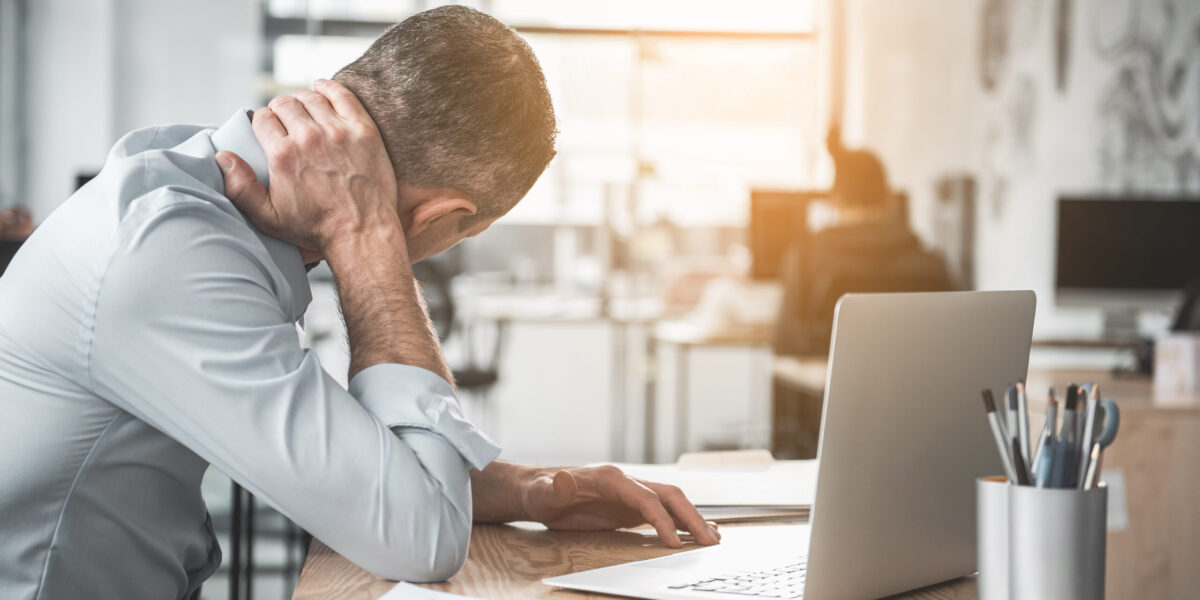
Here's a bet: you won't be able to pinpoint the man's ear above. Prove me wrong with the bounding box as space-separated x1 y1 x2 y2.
407 196 477 238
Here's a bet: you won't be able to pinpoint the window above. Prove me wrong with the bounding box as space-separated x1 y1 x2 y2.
262 1 822 229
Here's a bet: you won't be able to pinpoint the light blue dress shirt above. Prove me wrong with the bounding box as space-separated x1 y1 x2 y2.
0 110 501 600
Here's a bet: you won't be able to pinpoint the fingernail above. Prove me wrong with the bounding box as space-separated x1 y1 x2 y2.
707 524 720 542
215 154 232 172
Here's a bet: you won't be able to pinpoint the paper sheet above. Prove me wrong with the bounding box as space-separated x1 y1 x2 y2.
1103 468 1129 532
602 459 818 507
379 582 484 600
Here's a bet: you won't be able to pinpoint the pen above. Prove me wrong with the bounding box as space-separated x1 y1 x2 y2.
1077 384 1100 488
1005 384 1018 452
1035 441 1053 487
1031 387 1056 474
1011 435 1031 485
1016 381 1031 471
1077 382 1094 447
982 390 1019 484
1058 385 1082 487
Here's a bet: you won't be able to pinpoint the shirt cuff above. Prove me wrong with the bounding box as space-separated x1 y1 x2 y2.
348 364 501 470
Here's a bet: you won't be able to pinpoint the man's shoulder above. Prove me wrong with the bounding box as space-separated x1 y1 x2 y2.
108 122 213 160
77 120 252 244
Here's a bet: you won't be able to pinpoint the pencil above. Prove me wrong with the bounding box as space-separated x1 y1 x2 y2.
982 390 1019 483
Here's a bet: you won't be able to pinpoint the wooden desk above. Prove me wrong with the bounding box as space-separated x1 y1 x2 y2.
293 360 1198 599
292 522 976 599
772 358 1200 600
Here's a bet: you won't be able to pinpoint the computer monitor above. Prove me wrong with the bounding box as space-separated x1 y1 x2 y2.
749 190 821 280
1056 195 1200 337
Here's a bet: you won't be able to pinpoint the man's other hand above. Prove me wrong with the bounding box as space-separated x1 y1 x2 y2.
216 79 400 255
523 465 721 548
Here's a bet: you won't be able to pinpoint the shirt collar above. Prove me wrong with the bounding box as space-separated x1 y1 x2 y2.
210 109 313 320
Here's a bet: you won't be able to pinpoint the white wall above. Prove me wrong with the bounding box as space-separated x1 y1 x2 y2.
842 0 1200 338
23 0 260 222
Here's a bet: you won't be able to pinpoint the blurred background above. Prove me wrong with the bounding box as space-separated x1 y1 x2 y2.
2 0 1199 597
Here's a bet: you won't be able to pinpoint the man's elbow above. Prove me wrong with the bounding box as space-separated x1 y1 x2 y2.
402 516 470 583
371 502 472 582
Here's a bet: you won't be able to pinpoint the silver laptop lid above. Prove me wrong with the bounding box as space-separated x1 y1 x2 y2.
804 291 1035 599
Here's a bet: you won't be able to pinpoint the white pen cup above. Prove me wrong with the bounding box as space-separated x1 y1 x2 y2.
977 477 1107 600
1009 484 1106 600
976 477 1009 600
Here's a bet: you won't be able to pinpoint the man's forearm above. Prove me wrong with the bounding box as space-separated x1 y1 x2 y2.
323 223 453 384
470 460 539 523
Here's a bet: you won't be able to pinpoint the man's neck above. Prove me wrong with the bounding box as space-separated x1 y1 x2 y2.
837 206 892 226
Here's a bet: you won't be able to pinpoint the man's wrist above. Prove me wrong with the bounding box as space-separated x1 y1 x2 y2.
322 219 410 275
471 461 546 523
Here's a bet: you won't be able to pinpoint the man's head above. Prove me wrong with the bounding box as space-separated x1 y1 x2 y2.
825 124 889 213
334 5 557 260
831 150 888 211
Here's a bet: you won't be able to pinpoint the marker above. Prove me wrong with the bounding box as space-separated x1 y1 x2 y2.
982 390 1018 483
1048 441 1077 488
1061 384 1079 449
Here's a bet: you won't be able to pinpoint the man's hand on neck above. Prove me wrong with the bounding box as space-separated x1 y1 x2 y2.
218 80 451 383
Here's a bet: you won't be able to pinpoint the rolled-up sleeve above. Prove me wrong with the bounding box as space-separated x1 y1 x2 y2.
350 364 499 470
85 195 497 582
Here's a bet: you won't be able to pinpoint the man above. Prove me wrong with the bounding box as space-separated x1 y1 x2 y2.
773 125 954 356
0 7 717 599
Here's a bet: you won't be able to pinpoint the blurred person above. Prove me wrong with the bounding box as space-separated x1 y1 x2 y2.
0 205 33 240
773 125 955 356
0 7 718 600
0 205 33 277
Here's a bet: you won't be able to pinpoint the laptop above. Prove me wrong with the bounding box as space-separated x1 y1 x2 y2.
544 290 1036 599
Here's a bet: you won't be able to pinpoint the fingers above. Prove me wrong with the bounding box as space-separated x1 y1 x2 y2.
314 79 369 121
645 481 720 546
216 151 275 232
251 107 287 147
597 468 682 548
268 95 317 136
294 89 339 126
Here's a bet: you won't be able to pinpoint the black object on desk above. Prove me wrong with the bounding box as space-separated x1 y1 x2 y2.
0 240 21 276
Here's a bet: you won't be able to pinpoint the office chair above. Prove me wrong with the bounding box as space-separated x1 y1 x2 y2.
771 240 955 458
412 260 504 424
0 240 22 276
773 238 955 357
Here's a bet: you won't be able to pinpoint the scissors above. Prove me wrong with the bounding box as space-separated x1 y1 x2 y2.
1082 398 1120 489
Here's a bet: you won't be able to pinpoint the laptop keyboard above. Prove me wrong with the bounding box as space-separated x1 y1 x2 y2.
667 557 807 598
